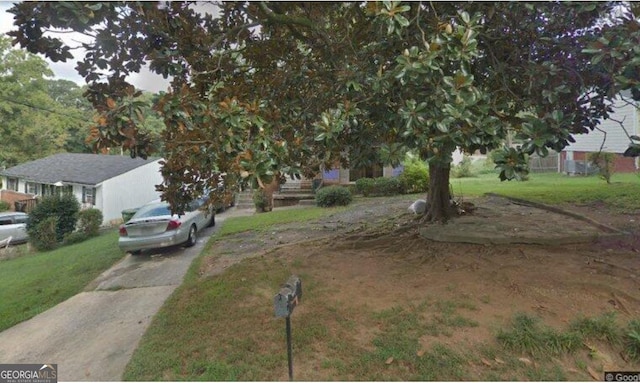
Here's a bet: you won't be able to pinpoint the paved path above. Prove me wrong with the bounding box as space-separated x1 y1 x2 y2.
0 207 254 381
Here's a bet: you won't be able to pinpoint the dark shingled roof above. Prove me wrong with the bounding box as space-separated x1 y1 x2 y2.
0 153 161 186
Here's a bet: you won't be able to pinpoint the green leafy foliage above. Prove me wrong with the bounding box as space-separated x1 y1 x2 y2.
355 177 404 197
586 151 616 184
315 186 352 207
0 201 10 212
29 216 59 251
354 178 374 197
399 156 429 194
76 208 103 237
451 155 474 178
63 231 90 246
0 35 97 167
252 189 269 213
492 147 530 181
27 194 80 245
8 2 639 222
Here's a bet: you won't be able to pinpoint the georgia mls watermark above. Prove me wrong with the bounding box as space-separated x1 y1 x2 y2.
0 364 57 383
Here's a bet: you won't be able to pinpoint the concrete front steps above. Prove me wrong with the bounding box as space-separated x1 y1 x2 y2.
234 190 255 210
235 179 318 209
273 179 316 208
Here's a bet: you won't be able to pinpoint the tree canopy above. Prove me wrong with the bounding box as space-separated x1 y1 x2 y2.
7 2 639 220
0 35 94 167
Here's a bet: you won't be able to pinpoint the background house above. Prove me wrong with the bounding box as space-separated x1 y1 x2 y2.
0 153 163 225
561 94 639 174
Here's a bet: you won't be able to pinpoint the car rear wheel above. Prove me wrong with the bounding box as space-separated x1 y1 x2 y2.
185 225 197 247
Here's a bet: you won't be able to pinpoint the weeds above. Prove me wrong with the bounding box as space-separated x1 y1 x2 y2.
497 314 582 356
499 311 640 365
569 312 621 344
624 320 640 362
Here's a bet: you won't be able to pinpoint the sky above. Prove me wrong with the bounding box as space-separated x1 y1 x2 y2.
0 1 171 93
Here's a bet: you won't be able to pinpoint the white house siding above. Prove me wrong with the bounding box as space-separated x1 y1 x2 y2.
99 160 163 224
566 97 639 154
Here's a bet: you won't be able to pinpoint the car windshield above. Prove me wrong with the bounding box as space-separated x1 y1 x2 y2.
133 204 172 219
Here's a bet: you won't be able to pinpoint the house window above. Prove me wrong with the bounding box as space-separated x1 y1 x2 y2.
6 178 18 191
25 182 39 195
82 187 96 205
41 184 55 196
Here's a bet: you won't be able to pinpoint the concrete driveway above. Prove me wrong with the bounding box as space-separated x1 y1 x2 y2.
0 208 253 381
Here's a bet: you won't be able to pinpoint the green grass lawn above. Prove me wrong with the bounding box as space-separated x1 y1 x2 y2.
0 231 125 332
217 206 348 237
451 172 640 211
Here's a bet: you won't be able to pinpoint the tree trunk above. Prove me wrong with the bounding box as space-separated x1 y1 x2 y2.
425 162 452 223
262 177 280 212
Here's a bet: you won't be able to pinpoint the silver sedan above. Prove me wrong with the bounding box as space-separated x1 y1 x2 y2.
118 200 214 254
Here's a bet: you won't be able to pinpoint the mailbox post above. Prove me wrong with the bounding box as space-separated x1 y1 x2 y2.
274 275 302 381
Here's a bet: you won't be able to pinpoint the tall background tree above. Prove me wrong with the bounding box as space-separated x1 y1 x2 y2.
0 36 67 166
0 35 99 167
7 2 638 220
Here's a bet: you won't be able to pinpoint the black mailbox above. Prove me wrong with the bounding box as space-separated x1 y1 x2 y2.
274 275 302 318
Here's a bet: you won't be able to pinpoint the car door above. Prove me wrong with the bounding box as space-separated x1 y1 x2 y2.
187 198 209 229
0 214 28 242
12 214 29 242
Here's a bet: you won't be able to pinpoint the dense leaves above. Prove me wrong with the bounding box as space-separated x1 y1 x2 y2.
7 2 639 221
27 193 80 249
315 185 352 207
0 36 90 167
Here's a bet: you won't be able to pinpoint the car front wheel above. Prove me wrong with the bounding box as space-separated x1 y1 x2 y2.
185 225 197 247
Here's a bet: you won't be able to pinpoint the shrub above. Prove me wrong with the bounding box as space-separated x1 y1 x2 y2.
587 151 616 183
316 185 352 207
374 177 404 196
355 177 404 197
253 189 269 212
63 231 90 245
355 178 375 196
452 155 475 178
29 216 59 251
398 156 429 193
28 193 80 244
76 208 103 237
0 201 10 212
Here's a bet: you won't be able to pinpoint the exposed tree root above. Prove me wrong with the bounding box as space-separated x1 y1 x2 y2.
338 217 422 243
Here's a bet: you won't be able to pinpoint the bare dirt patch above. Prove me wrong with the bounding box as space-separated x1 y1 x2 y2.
201 195 640 379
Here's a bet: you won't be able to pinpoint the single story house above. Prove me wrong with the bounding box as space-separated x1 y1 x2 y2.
0 153 164 225
561 94 639 174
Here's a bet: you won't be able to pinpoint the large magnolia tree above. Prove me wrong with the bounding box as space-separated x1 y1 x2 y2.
8 2 639 220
